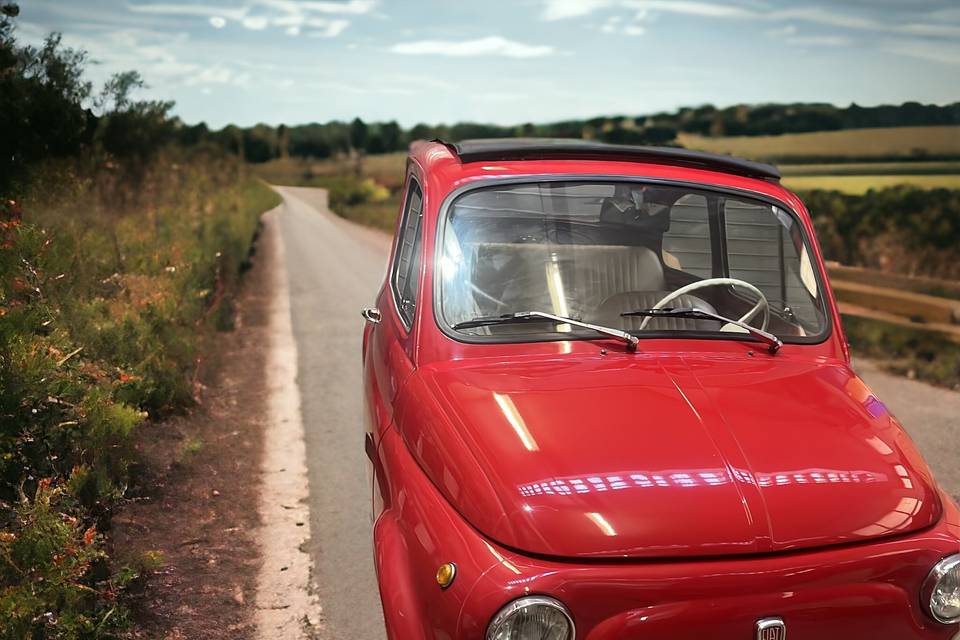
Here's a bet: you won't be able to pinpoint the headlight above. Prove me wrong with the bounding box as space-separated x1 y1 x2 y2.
925 554 960 624
486 596 575 640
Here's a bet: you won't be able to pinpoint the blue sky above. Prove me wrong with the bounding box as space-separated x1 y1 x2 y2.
14 0 960 128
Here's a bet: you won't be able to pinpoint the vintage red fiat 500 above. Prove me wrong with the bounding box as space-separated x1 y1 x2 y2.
361 139 960 640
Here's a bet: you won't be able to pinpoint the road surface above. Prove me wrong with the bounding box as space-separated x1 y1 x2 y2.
272 186 960 639
275 186 389 640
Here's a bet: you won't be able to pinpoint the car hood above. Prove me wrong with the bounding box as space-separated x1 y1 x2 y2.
396 352 941 559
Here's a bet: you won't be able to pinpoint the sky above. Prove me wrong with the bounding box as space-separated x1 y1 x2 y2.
13 0 960 129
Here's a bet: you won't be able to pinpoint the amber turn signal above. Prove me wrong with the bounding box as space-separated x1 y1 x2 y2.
436 562 457 589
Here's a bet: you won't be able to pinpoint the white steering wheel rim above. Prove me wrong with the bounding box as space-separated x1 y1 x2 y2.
637 278 769 331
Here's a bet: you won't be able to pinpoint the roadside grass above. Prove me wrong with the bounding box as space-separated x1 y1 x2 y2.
678 126 960 162
1 150 279 638
844 315 960 390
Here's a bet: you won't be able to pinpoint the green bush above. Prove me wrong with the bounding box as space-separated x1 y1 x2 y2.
323 176 390 212
0 481 132 640
802 186 960 279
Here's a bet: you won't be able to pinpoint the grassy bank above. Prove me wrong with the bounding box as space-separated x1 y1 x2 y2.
0 152 279 638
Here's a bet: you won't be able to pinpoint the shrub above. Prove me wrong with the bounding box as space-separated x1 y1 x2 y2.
802 186 960 279
0 480 130 640
325 176 390 211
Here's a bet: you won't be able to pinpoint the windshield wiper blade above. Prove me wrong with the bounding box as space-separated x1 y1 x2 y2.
453 311 640 352
620 307 783 354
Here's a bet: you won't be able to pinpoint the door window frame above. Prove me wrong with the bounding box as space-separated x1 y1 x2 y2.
390 175 424 331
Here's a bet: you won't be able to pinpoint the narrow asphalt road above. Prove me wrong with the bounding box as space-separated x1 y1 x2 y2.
275 186 389 640
272 186 960 639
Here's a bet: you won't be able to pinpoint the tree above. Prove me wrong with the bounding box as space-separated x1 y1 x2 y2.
240 124 278 163
380 120 403 151
349 117 368 151
277 123 290 158
95 70 175 164
408 123 436 141
0 21 93 194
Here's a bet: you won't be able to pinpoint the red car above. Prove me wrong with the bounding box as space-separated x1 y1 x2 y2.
361 139 960 640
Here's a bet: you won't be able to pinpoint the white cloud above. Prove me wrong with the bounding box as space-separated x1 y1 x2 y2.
542 0 756 21
897 23 960 38
242 15 269 30
766 24 797 37
769 6 880 31
127 3 249 21
884 39 960 65
126 0 372 35
541 0 960 40
786 35 851 47
292 0 378 14
184 65 252 87
541 0 613 21
599 12 646 35
22 25 258 96
600 16 621 33
390 36 555 58
306 19 351 37
623 0 755 19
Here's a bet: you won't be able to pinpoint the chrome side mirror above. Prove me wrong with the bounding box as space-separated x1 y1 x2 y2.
361 307 382 324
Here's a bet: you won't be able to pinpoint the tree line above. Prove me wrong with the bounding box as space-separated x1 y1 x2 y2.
228 101 960 163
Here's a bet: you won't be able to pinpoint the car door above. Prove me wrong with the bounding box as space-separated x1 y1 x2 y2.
363 173 424 514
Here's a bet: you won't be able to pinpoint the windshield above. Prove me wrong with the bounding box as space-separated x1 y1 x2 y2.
438 180 829 343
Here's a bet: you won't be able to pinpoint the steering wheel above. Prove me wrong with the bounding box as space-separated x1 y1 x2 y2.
638 278 770 331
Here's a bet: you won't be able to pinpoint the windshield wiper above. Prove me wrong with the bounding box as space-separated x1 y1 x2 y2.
453 311 640 352
620 307 783 354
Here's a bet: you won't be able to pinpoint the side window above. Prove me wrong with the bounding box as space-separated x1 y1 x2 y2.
391 178 424 329
661 194 712 278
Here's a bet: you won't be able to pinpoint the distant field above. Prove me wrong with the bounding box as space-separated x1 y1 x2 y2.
780 161 960 176
784 174 960 194
777 160 960 193
678 126 960 162
257 133 960 197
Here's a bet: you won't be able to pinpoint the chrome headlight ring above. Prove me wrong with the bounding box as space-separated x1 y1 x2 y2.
486 595 575 640
924 553 960 625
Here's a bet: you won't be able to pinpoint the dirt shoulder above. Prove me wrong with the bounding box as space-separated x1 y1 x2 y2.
113 215 278 639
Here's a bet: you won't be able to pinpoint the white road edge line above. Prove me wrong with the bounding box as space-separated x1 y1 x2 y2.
255 206 321 638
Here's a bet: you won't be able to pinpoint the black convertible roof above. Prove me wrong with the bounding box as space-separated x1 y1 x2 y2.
438 138 781 182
